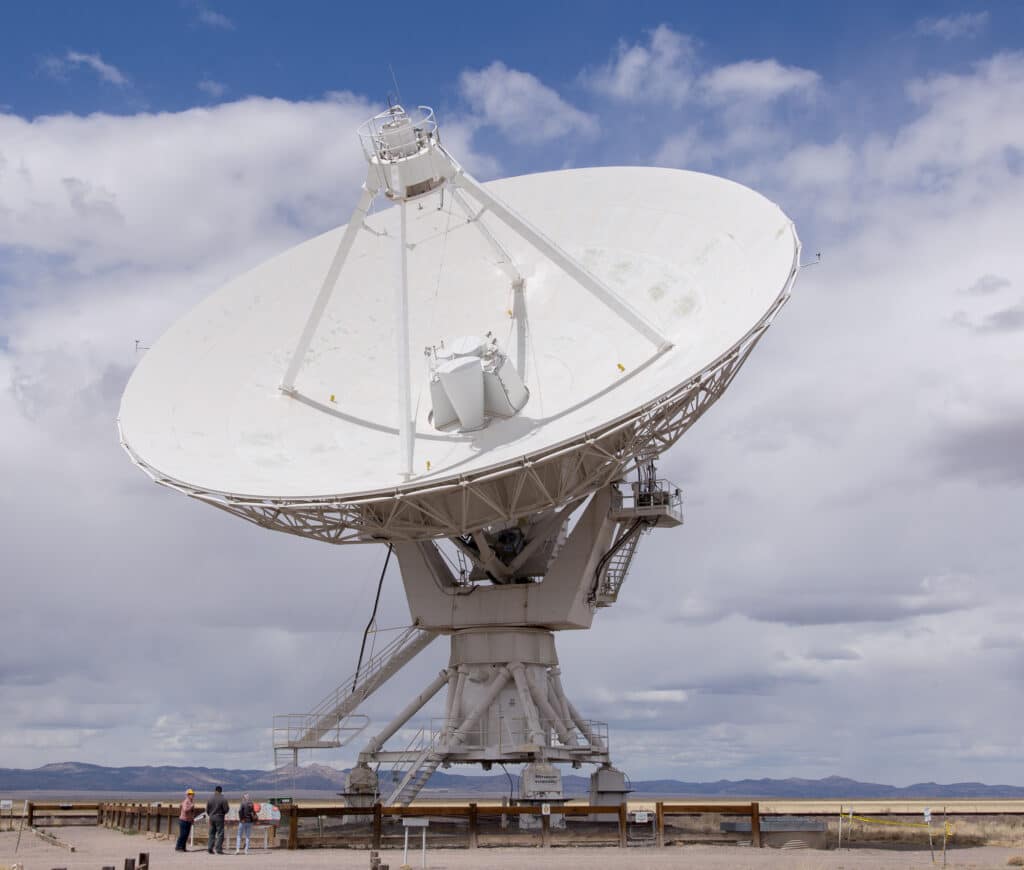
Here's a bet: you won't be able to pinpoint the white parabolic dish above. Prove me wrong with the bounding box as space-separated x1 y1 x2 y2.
119 166 799 542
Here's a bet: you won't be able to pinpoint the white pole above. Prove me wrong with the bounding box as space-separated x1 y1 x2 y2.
403 826 409 864
421 826 427 868
447 164 671 351
360 669 450 758
396 199 414 478
281 183 378 393
451 188 523 284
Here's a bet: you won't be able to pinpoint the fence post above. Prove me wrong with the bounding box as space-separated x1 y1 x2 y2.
751 801 761 848
655 801 665 848
138 851 149 869
124 859 136 870
618 802 628 848
541 811 550 848
26 801 34 827
287 806 298 850
372 803 382 850
468 803 478 849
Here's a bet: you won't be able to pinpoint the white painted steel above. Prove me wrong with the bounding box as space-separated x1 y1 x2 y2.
448 161 671 350
397 201 413 477
119 167 799 542
280 182 378 392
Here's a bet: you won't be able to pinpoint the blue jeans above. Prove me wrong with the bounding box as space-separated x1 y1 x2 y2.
175 819 192 850
208 817 225 853
236 821 252 851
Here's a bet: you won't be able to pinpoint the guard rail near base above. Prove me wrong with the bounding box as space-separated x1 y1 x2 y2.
274 801 764 849
69 800 764 849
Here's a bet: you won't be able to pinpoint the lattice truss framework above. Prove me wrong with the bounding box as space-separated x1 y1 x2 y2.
121 275 793 543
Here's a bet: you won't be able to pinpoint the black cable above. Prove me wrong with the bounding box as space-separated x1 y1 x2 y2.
593 519 645 587
499 763 515 804
352 544 393 692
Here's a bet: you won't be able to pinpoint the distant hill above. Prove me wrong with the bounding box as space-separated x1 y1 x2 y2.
2 763 1024 799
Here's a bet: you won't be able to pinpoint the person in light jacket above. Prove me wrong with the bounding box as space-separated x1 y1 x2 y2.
236 793 256 854
175 788 195 851
206 785 229 854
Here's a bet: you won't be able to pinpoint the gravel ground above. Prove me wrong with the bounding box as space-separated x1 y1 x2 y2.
1 827 1020 869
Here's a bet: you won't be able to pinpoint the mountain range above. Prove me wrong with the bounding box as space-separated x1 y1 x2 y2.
2 763 1023 799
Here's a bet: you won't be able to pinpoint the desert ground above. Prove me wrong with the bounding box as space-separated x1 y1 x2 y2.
2 827 1023 870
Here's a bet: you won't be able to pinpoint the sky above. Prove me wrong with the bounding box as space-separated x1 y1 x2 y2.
1 1 1023 786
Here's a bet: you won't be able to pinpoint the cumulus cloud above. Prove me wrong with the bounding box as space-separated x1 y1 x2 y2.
459 61 597 144
0 94 494 769
700 59 820 102
583 24 696 107
198 78 228 99
196 6 235 30
915 11 990 40
41 50 128 86
963 273 1012 295
3 36 1024 785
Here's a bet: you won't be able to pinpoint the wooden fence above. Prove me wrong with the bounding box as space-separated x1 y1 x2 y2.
89 800 762 850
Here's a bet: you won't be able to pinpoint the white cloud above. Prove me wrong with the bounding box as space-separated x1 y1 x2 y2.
459 61 598 144
197 6 235 29
0 93 499 769
583 24 695 107
3 37 1024 786
624 689 689 704
700 59 820 102
41 50 129 86
778 140 856 188
198 78 228 99
915 11 989 40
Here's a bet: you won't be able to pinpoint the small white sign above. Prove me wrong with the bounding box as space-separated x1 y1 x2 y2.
634 811 649 823
923 807 932 823
402 817 429 828
0 800 11 811
541 803 551 816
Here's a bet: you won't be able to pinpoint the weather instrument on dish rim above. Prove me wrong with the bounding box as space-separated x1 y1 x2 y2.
118 104 800 809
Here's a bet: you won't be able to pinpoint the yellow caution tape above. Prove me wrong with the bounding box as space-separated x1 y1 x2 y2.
850 815 931 829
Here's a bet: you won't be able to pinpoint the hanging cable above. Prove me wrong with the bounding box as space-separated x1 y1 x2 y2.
499 762 516 804
352 543 393 692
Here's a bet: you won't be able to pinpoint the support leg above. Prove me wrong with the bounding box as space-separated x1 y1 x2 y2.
451 189 523 284
447 163 670 350
281 183 378 391
396 200 414 478
360 669 450 759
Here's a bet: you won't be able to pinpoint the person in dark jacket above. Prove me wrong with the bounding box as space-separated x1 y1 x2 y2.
236 792 256 854
175 788 195 851
206 785 229 854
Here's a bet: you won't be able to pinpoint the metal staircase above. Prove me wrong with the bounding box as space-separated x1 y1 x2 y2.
385 743 445 806
594 469 684 607
273 626 439 767
594 522 647 607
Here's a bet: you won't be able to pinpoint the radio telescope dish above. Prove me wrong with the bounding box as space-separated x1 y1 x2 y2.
119 114 798 543
119 104 800 809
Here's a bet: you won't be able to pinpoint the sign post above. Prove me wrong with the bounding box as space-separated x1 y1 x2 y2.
402 817 428 869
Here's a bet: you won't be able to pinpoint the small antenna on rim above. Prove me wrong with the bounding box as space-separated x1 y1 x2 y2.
387 64 402 107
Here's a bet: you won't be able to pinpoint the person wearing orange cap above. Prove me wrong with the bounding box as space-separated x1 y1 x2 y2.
175 788 196 851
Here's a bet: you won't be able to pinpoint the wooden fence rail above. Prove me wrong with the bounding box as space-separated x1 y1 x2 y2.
76 800 763 850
